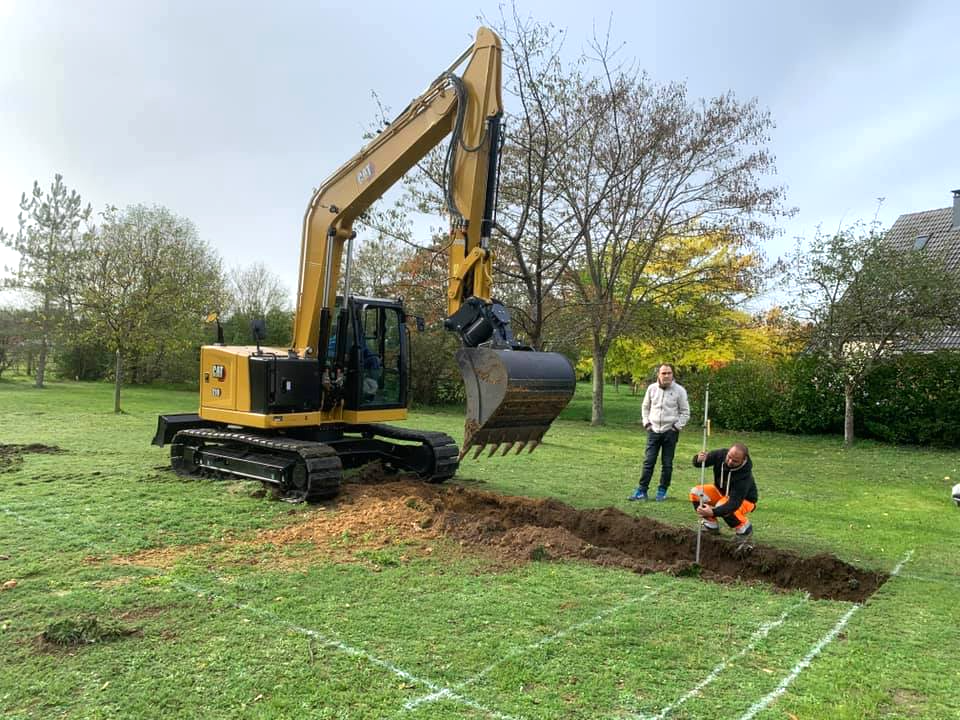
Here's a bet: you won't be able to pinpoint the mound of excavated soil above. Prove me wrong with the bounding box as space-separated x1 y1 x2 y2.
426 483 886 602
0 444 62 474
127 476 886 603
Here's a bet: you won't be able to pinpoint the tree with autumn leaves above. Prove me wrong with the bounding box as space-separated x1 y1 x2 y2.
355 12 786 422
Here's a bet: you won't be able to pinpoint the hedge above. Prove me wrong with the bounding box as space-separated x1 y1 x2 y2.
682 351 960 447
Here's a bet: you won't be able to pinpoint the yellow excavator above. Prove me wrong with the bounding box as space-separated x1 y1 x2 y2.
152 27 575 500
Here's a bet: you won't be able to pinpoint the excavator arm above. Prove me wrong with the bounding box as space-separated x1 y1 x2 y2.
292 28 502 355
292 27 574 457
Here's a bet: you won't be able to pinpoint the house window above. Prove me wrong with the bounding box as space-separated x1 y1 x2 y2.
913 233 930 250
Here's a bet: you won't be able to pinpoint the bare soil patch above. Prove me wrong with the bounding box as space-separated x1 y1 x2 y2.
126 475 886 602
0 443 63 474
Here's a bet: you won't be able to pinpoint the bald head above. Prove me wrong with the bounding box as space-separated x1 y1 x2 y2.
725 443 749 468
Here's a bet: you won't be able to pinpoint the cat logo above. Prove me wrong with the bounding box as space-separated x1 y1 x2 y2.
357 162 375 185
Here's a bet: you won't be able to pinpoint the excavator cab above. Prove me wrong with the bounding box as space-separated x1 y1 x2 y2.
329 297 408 412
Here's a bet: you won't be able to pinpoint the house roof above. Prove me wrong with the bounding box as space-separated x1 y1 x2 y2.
886 204 960 350
886 206 960 272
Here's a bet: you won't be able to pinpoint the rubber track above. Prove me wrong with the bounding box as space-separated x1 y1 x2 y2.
362 424 460 483
171 428 342 502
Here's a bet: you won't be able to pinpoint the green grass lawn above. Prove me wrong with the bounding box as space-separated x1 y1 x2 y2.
0 376 957 719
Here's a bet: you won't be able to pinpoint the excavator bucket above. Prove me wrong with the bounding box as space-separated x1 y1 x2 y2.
456 347 576 459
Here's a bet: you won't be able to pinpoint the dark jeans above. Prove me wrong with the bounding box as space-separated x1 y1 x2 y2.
639 429 679 491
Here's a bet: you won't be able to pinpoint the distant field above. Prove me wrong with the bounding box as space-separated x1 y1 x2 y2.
0 376 957 719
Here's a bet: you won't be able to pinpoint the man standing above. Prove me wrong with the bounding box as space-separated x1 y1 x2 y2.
690 443 758 554
628 363 690 502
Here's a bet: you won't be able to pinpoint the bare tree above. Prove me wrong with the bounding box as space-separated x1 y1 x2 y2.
358 12 588 351
228 261 290 318
557 27 787 424
361 11 784 413
485 9 589 350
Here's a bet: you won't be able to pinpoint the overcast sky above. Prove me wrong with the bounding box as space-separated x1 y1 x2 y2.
2 0 958 307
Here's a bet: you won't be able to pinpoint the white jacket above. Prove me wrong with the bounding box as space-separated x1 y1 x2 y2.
642 382 690 433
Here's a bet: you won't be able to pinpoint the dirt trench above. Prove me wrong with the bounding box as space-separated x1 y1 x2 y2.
419 482 886 602
242 476 884 603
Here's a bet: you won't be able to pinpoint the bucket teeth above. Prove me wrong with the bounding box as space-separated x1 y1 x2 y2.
460 437 540 460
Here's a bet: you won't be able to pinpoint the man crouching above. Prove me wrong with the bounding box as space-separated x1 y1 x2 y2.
690 443 758 555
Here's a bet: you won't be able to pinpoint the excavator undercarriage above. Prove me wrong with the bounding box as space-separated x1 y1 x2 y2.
155 419 458 502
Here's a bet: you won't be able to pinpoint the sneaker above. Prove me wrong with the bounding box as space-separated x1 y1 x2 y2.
628 489 648 501
700 520 720 535
655 487 668 502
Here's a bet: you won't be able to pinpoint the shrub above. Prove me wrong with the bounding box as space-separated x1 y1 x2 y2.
858 351 960 446
55 340 113 381
701 361 777 431
685 351 960 446
769 354 844 435
42 617 133 646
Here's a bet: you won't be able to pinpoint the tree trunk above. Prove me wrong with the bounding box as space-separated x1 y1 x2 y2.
843 381 855 447
35 298 50 388
114 349 122 414
528 315 543 352
591 352 605 426
35 337 47 388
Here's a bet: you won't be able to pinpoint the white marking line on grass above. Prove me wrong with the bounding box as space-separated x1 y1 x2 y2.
737 549 914 720
629 595 810 720
174 582 520 720
2 507 519 720
403 586 666 712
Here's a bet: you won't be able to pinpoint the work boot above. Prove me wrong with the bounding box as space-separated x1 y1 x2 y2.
628 488 648 501
700 520 720 535
655 487 668 502
732 525 754 556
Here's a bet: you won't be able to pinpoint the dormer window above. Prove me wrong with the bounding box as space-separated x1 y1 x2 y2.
913 233 929 250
